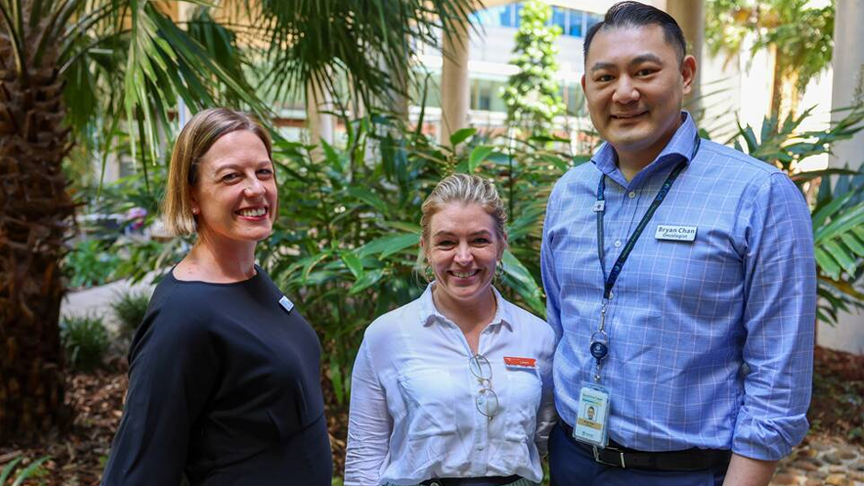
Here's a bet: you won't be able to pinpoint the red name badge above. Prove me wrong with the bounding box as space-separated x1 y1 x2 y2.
504 356 537 368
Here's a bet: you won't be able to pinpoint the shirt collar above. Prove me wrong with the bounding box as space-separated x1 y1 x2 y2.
418 282 515 331
591 111 699 188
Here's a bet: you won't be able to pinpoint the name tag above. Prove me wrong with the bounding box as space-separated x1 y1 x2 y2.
573 384 610 447
655 225 697 242
504 356 537 369
279 295 294 313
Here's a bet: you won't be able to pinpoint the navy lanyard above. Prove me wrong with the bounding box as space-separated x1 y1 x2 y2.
589 135 701 381
596 135 701 299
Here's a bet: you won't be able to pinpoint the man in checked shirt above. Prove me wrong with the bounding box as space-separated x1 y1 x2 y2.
540 2 816 485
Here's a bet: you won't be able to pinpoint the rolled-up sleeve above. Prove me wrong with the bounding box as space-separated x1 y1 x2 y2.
733 172 816 460
344 338 392 486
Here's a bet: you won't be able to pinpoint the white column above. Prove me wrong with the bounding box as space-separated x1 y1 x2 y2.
665 0 704 115
820 0 864 355
440 20 470 146
177 4 194 128
306 75 335 150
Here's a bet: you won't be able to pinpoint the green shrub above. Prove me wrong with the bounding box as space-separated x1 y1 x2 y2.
254 115 583 406
731 106 864 325
63 238 121 288
111 289 151 335
0 455 50 486
60 314 110 371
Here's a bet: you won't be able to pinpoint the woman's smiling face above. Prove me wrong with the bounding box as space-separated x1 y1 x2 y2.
191 130 278 246
424 202 504 306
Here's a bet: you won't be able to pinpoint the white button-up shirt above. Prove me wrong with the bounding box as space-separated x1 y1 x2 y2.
344 284 557 486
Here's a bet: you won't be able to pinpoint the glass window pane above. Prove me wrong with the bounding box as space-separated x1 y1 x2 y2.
586 13 604 32
569 10 584 37
475 7 502 27
479 80 492 111
500 4 514 27
490 81 507 113
551 6 566 30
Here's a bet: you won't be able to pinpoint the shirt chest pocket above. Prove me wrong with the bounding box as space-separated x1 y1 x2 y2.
397 367 458 439
502 369 542 442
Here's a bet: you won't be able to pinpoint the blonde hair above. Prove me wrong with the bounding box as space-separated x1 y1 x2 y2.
162 108 272 236
420 173 508 250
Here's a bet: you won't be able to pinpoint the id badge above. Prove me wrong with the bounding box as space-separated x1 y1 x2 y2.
572 382 610 447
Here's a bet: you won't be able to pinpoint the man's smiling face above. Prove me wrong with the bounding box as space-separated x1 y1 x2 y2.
581 24 695 162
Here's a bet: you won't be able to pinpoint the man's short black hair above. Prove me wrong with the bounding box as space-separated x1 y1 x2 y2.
583 1 687 64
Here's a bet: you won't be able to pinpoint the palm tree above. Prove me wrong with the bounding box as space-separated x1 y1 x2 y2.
0 0 475 441
705 0 833 121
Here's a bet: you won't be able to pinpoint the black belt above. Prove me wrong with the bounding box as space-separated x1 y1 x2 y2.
560 422 731 472
420 476 521 486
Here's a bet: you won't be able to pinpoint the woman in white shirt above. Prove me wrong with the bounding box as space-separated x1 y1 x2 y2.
344 174 557 486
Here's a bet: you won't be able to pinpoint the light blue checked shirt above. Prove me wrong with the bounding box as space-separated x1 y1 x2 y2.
541 112 816 461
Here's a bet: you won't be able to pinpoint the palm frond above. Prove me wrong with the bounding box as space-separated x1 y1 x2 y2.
0 0 26 74
256 0 477 113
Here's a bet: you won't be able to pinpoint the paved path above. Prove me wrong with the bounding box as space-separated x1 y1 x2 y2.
61 278 156 333
771 435 864 486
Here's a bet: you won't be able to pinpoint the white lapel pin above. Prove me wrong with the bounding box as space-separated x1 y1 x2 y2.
279 295 295 313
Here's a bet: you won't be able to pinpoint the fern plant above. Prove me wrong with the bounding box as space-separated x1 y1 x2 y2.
811 170 864 323
731 105 864 325
60 315 110 372
111 289 152 336
0 456 50 486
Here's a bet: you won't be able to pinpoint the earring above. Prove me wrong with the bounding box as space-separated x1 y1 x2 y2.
495 261 505 280
192 207 200 215
424 265 435 282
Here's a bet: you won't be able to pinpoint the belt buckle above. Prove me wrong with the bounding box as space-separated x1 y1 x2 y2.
592 445 627 469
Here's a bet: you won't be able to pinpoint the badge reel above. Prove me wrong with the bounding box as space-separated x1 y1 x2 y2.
573 330 611 448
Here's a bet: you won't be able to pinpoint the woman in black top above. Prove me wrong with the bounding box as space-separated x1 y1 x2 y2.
102 108 331 486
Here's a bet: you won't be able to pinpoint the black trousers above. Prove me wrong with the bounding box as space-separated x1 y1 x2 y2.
548 423 729 486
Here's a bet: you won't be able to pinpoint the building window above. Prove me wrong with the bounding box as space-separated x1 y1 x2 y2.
551 6 566 31
586 13 604 32
501 4 516 27
474 4 517 27
475 4 600 39
569 10 584 37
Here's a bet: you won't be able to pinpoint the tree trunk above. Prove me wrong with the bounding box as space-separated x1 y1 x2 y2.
780 70 800 122
0 11 74 441
769 45 784 123
769 52 800 123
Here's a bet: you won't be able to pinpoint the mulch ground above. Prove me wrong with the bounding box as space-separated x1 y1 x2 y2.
809 346 864 444
1 346 861 485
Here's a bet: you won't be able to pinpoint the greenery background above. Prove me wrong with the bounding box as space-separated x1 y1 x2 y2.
2 0 864 483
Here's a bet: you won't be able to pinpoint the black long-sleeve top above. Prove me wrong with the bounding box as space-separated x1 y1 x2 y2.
101 266 332 486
